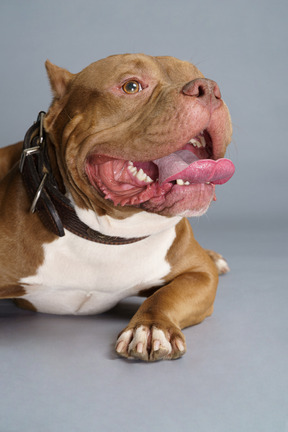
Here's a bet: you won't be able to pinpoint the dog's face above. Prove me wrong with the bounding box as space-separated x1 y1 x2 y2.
44 54 233 218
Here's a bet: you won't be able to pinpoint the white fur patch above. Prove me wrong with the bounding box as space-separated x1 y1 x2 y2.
128 326 150 353
74 204 181 238
19 212 178 315
116 329 133 354
151 327 172 354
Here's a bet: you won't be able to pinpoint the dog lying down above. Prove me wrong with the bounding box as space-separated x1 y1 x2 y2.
0 53 234 361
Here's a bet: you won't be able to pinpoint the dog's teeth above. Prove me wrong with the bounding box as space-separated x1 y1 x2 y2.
189 139 198 147
139 172 153 183
128 165 153 183
136 168 147 181
176 179 190 186
200 136 206 147
189 140 201 148
128 165 137 175
128 161 134 166
189 137 206 148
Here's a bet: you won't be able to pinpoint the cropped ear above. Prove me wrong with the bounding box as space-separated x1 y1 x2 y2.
45 60 74 99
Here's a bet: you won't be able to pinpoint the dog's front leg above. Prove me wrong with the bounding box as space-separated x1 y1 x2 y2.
116 269 218 361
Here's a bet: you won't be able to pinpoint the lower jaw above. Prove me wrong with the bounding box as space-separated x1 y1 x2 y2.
92 178 215 217
140 183 215 217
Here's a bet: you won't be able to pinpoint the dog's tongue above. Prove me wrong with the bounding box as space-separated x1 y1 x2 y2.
153 150 235 185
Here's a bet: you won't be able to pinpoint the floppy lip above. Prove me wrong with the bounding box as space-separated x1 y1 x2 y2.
85 128 235 211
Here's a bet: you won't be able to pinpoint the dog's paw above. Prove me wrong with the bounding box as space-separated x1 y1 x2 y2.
206 249 230 275
115 325 186 361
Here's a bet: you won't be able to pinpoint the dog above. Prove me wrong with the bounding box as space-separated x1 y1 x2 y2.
0 54 234 361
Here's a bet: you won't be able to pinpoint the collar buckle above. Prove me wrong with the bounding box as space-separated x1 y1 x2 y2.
19 111 46 173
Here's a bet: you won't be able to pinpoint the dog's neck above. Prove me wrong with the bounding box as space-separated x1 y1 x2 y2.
71 200 182 238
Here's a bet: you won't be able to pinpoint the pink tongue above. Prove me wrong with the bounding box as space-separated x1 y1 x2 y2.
154 150 235 185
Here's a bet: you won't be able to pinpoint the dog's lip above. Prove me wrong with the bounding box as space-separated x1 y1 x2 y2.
85 125 224 165
86 129 213 165
85 127 234 208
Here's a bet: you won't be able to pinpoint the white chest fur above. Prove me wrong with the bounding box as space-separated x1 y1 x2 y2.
20 211 179 315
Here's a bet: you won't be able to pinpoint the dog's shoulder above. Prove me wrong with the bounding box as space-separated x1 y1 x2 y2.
0 142 22 182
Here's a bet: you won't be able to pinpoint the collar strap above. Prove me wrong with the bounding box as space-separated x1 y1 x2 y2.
19 112 148 245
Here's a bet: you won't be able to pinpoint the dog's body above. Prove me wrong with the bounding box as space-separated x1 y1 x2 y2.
0 54 234 361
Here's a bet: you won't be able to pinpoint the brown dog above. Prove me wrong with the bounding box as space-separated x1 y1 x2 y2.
0 54 234 361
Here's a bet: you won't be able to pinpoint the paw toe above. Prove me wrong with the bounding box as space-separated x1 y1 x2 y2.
115 329 133 358
216 256 230 274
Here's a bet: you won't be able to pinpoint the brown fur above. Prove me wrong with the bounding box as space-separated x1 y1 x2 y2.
0 164 57 293
0 142 22 181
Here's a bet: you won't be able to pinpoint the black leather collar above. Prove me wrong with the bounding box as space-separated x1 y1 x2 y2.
19 112 148 245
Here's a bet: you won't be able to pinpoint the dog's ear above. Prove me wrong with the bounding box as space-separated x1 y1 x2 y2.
45 60 74 99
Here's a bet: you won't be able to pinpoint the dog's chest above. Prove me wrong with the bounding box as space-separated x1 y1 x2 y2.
20 226 176 315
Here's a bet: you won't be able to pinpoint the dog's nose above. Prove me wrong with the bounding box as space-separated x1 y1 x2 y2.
182 78 222 111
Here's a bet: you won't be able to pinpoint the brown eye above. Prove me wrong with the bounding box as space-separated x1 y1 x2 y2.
122 80 142 94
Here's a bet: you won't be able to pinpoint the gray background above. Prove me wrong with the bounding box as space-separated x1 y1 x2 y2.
0 1 287 431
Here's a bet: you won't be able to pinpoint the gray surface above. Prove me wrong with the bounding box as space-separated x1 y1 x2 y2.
1 222 287 432
0 0 288 431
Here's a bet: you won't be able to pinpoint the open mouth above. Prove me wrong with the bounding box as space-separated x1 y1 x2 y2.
85 129 235 213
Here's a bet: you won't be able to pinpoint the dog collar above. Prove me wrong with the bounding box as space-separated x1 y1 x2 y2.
19 112 148 245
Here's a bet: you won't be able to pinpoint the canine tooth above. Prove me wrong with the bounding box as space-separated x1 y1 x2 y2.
189 138 205 148
176 179 184 185
200 136 206 147
145 175 153 183
128 161 134 166
184 181 190 185
189 138 198 146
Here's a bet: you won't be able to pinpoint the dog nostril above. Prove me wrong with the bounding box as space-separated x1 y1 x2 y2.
182 80 207 97
197 85 205 97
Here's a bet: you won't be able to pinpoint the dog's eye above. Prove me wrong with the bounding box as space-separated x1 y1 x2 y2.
122 80 142 94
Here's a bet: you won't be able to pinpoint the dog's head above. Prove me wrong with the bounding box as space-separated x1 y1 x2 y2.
44 54 234 218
